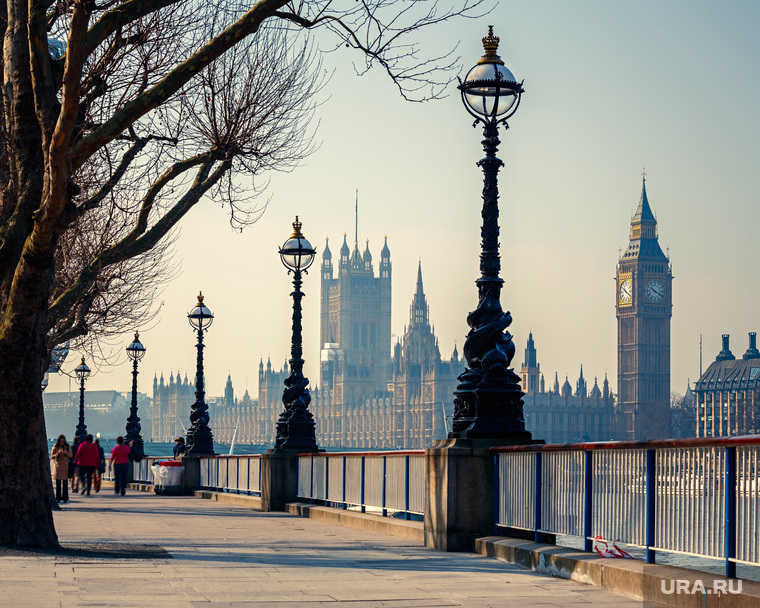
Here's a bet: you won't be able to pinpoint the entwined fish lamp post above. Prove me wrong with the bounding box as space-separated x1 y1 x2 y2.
185 292 215 456
274 216 318 451
449 26 533 442
72 357 91 453
125 331 146 460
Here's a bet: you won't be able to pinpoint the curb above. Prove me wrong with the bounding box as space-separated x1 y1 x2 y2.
194 490 262 509
285 502 424 542
475 536 760 608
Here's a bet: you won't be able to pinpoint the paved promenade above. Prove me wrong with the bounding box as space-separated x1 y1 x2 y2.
1 491 658 608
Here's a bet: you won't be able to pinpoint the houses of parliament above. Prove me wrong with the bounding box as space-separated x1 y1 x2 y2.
152 176 694 448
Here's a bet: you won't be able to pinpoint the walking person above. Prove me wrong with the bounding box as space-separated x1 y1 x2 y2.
69 444 79 494
93 438 106 493
50 435 72 503
73 434 99 495
110 436 132 496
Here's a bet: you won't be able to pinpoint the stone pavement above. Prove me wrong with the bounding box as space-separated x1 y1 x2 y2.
1 491 658 608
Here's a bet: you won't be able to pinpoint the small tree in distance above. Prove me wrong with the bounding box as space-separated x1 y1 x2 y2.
0 0 484 546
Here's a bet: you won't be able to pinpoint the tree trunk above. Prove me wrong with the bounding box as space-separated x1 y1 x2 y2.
0 299 59 547
0 0 58 548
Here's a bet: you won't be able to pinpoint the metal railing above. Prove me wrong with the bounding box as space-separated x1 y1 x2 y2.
297 451 425 519
198 455 262 495
132 457 164 483
492 436 760 578
99 456 163 482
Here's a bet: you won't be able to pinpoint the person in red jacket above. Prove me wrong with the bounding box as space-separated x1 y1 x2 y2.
74 434 100 496
110 436 132 496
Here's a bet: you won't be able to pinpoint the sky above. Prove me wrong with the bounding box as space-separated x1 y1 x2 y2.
48 1 760 408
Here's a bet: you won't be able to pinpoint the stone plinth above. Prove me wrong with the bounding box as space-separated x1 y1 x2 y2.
178 454 200 495
260 449 317 512
425 437 540 552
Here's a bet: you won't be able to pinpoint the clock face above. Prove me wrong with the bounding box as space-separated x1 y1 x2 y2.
646 279 665 303
619 279 632 304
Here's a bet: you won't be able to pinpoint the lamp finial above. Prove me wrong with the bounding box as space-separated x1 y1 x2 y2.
196 292 204 306
479 25 504 65
291 216 304 238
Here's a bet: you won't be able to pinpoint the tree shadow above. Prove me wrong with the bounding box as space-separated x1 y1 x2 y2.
0 543 171 560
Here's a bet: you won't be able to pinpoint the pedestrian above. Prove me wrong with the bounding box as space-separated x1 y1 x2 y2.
173 437 186 459
69 440 80 493
110 436 132 496
50 435 72 503
93 438 106 493
73 434 100 495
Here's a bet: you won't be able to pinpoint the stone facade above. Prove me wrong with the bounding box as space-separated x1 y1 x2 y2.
694 333 760 437
520 332 618 443
259 245 458 449
152 371 194 442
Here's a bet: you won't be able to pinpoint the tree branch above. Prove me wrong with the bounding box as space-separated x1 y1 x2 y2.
47 154 231 326
71 0 290 170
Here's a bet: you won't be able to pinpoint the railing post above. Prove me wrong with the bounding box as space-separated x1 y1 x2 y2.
360 456 366 514
294 455 299 499
382 455 387 517
258 457 262 495
309 455 314 504
404 455 411 520
236 457 240 494
725 446 737 579
584 450 593 553
246 457 250 494
645 449 656 564
342 456 347 510
325 456 330 506
534 452 542 543
493 453 500 535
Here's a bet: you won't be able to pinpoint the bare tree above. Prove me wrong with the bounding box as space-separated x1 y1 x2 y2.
0 0 484 547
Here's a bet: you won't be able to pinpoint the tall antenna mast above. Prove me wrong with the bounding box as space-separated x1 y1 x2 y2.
699 334 703 377
355 189 358 246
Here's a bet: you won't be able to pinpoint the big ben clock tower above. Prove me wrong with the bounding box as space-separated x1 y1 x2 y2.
616 171 672 440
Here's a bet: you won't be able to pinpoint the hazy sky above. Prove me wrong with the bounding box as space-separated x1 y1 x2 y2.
48 2 760 412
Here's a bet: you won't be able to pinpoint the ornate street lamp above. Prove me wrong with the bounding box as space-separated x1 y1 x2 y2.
125 331 146 459
72 357 91 453
185 292 215 455
449 27 533 441
274 216 318 451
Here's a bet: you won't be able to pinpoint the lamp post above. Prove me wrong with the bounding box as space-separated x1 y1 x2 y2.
449 26 532 441
125 331 146 459
186 292 215 455
274 216 318 451
72 357 91 454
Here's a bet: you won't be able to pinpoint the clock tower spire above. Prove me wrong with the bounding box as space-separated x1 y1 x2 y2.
616 171 672 440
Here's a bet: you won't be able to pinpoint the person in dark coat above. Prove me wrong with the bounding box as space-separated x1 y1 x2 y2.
74 434 100 495
93 438 106 492
173 437 186 458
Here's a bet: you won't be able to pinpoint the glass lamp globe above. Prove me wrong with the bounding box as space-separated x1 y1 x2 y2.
279 216 316 272
188 292 214 331
459 26 524 121
126 331 147 361
74 357 91 381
